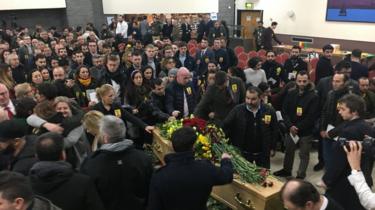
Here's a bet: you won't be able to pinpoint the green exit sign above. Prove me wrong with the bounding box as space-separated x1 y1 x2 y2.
245 2 253 9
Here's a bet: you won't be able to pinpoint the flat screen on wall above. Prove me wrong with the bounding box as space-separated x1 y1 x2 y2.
326 0 375 23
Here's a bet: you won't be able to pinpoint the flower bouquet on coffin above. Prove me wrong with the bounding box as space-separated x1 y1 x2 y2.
158 116 272 186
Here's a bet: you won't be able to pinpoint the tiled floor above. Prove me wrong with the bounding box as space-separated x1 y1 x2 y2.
270 149 375 193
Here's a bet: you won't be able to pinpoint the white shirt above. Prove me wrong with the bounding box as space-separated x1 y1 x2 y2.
320 196 328 210
183 92 189 117
3 100 16 115
348 171 375 210
116 21 128 38
243 68 267 87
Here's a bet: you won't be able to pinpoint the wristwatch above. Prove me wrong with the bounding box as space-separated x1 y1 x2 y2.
351 169 361 174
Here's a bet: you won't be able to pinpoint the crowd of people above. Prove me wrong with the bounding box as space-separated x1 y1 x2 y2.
0 13 374 210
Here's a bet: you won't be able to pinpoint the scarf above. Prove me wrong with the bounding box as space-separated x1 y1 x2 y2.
78 77 92 87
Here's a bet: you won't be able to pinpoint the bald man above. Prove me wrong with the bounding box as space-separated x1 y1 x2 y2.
281 179 344 210
165 67 197 118
0 83 15 119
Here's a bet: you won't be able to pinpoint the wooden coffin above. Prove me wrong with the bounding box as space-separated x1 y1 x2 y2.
152 129 285 210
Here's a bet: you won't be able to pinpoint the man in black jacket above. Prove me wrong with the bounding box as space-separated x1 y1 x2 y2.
315 44 334 84
261 21 282 51
99 54 128 103
350 49 368 81
283 45 308 81
314 61 359 171
8 53 27 84
195 71 245 124
81 115 153 210
319 72 352 172
220 37 238 67
165 67 197 118
222 86 279 168
321 94 374 210
212 38 229 72
30 132 105 210
147 127 233 210
281 179 344 210
262 51 287 93
174 42 196 73
0 119 37 175
274 71 319 179
253 21 266 51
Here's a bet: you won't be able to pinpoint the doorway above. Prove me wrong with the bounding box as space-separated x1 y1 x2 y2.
237 10 263 40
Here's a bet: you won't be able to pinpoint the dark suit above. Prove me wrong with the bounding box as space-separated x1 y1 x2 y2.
196 48 215 77
262 27 281 51
165 80 197 118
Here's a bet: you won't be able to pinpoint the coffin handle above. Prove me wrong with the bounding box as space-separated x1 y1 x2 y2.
234 192 255 210
153 143 162 153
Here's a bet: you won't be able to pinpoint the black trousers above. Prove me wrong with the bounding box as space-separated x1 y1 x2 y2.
242 151 270 169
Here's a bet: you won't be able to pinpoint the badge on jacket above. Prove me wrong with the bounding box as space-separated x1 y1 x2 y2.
276 67 282 76
114 109 122 117
231 84 237 93
296 107 303 116
264 114 272 124
186 87 192 95
219 57 224 63
205 58 210 63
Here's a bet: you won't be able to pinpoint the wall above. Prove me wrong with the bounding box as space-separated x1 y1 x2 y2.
246 0 375 43
102 0 218 14
0 9 67 29
218 0 235 26
0 0 66 10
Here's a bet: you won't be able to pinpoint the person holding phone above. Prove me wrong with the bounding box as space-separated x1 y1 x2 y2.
344 141 375 210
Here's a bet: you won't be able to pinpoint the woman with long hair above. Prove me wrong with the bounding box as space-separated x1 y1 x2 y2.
28 69 44 94
142 65 155 91
124 70 150 114
73 65 99 107
0 63 15 98
81 110 104 151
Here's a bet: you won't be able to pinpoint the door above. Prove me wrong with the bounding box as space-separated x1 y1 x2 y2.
238 10 263 39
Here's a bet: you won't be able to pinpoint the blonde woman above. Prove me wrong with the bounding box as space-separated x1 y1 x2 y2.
82 110 104 151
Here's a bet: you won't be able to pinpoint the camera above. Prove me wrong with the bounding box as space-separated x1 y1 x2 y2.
337 136 375 158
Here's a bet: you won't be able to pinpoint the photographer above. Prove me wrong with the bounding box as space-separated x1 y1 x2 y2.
321 94 374 210
344 141 375 210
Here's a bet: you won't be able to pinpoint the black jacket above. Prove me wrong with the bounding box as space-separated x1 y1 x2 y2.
72 78 100 107
81 140 153 210
180 23 192 42
150 92 167 113
213 48 229 72
147 151 233 210
316 76 359 110
175 52 196 73
92 102 147 130
165 80 197 117
262 27 281 50
29 161 105 210
10 135 38 175
262 60 287 91
350 61 368 81
99 67 128 101
11 65 27 84
320 87 352 131
282 83 319 136
222 103 279 156
323 119 374 210
195 77 245 123
283 57 308 78
315 56 334 84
